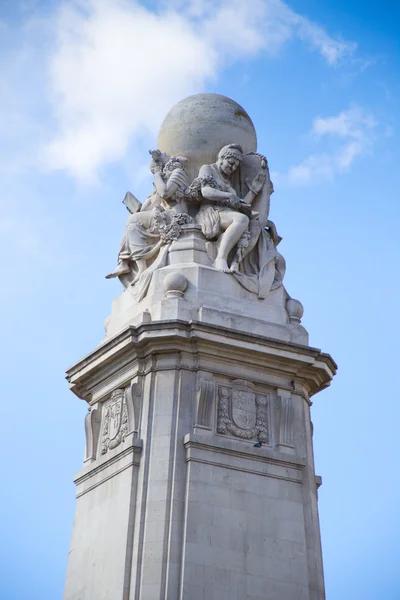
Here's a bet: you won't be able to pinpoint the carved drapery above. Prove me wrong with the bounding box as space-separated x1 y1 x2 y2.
107 145 285 301
217 379 269 443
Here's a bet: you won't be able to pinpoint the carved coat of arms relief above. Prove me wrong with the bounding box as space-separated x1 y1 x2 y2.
101 388 129 455
217 379 269 443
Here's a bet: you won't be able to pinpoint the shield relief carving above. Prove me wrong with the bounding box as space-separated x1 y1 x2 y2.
217 379 269 443
101 388 129 455
231 385 257 430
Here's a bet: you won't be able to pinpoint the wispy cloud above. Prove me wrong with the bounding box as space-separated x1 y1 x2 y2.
286 106 377 185
169 0 356 64
0 0 361 184
40 0 358 181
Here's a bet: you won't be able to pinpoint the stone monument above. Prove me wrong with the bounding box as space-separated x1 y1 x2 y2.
64 93 336 600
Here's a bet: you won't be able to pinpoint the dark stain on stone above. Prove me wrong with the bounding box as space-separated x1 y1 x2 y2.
234 108 250 120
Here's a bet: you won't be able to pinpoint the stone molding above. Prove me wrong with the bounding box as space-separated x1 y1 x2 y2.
128 379 142 435
74 434 143 498
66 320 337 404
83 405 101 463
184 433 305 483
195 376 216 429
278 394 295 448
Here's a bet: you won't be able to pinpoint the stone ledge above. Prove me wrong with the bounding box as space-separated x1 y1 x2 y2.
74 435 143 497
184 433 306 483
66 320 337 403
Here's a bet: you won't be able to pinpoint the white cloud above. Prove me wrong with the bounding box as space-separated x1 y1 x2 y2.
294 16 357 65
287 106 377 185
43 0 217 180
40 0 358 181
169 0 356 64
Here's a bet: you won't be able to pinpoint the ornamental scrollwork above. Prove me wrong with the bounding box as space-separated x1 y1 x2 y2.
217 379 269 443
101 389 129 455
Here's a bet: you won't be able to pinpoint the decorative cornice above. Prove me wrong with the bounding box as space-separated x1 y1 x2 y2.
66 320 337 402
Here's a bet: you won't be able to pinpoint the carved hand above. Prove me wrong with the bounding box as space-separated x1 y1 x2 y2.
150 163 162 175
246 171 266 195
228 194 241 210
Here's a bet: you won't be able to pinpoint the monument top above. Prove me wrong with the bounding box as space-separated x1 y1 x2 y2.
105 93 307 347
158 93 257 179
64 94 336 600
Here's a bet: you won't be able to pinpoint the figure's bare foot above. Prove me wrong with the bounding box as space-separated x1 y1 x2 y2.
230 261 239 273
105 261 130 279
213 257 230 273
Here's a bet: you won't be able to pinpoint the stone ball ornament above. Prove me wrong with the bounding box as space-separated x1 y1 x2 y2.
157 93 257 178
286 298 304 324
163 272 188 298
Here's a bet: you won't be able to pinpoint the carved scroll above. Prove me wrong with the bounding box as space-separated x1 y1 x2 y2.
101 389 129 455
278 395 294 447
125 379 142 436
217 379 268 443
84 405 101 463
195 378 216 429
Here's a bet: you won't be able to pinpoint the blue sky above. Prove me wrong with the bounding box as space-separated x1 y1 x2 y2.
0 1 399 598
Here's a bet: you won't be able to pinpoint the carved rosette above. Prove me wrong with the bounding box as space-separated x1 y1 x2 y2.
101 389 129 455
217 379 269 443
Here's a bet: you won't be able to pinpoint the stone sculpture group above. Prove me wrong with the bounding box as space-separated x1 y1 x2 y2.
106 143 286 302
64 95 335 600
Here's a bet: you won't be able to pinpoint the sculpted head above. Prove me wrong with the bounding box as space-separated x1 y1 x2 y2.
217 144 243 177
164 156 188 177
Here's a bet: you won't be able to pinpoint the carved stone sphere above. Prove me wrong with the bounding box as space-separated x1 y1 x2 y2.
286 298 304 324
163 272 188 298
158 93 257 180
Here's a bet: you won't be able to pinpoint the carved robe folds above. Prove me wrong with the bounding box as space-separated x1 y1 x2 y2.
108 147 286 302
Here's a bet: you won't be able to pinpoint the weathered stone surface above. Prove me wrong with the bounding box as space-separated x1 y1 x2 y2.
158 93 257 181
64 94 336 600
64 321 335 599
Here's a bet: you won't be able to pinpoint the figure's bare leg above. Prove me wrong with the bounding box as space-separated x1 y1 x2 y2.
106 260 130 279
108 211 154 279
230 258 240 273
230 219 261 273
126 211 154 233
214 211 249 272
130 259 147 285
124 211 154 284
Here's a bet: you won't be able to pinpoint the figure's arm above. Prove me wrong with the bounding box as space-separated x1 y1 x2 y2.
201 185 231 202
200 166 240 208
141 194 156 212
266 220 282 246
243 170 267 204
243 188 257 205
153 171 179 200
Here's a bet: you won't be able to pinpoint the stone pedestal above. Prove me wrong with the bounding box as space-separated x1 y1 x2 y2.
63 92 336 600
64 319 335 600
104 227 308 347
